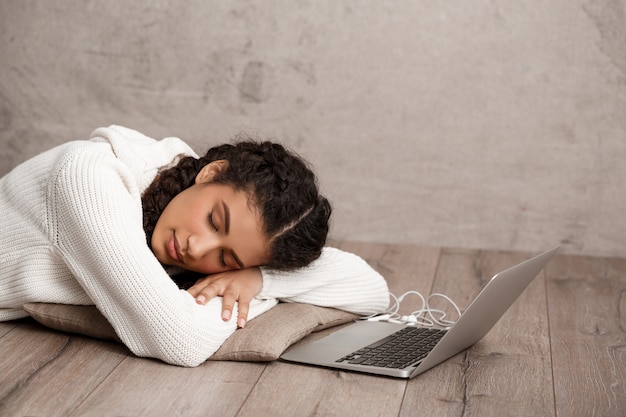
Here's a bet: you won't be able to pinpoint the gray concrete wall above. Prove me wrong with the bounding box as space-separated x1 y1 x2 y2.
1 1 624 258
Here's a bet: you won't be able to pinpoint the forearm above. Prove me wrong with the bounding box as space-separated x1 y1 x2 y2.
258 247 389 315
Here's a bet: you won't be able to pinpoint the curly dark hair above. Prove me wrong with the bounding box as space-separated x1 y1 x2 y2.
142 139 331 279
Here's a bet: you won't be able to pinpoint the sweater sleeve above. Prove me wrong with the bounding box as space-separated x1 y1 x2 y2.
258 247 390 316
48 144 276 367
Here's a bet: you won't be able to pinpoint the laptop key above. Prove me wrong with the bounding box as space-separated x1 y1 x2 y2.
336 326 447 368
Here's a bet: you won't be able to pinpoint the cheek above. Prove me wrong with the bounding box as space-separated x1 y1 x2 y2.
245 238 271 267
178 200 209 231
168 187 208 224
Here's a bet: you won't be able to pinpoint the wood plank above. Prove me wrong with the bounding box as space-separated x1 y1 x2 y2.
0 321 72 402
546 254 626 416
461 250 555 416
237 361 406 417
0 325 128 417
400 248 555 416
69 357 267 417
0 320 20 338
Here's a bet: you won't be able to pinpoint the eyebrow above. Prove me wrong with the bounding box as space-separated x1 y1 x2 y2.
221 200 245 269
222 201 230 235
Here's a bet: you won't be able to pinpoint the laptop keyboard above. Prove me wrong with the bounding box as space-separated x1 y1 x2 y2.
336 326 447 369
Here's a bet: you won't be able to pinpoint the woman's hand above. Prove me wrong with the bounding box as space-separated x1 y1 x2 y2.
187 267 263 328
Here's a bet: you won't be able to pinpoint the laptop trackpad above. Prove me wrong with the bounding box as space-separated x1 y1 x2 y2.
281 320 407 364
316 320 405 349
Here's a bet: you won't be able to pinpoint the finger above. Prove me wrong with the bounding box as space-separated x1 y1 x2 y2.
195 283 223 305
187 277 211 297
221 289 237 321
237 296 251 328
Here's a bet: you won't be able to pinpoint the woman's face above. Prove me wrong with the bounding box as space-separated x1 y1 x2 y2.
151 161 270 274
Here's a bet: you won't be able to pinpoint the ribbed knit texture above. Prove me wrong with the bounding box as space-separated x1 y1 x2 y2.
0 126 389 366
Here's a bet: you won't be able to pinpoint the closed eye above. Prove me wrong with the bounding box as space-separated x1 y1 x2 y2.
208 211 218 232
219 250 227 268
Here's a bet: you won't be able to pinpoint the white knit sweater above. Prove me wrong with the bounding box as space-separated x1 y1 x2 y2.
0 125 389 367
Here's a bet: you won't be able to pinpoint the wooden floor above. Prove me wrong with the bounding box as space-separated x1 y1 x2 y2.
1 241 625 417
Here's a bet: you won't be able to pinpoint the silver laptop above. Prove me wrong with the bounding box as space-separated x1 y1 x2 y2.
280 246 560 379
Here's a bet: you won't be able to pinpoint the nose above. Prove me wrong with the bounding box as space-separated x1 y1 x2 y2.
186 232 220 260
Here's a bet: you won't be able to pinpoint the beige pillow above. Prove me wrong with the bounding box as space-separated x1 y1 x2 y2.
22 302 357 361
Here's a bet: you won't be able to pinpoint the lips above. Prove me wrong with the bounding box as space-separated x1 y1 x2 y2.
168 232 183 263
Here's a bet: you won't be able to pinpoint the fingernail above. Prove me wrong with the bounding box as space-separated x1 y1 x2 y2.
238 318 246 328
196 295 206 305
222 310 231 321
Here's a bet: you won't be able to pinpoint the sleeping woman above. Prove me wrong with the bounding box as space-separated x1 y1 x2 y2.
0 125 389 367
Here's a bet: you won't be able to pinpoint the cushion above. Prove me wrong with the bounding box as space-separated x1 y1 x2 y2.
22 302 357 362
23 303 122 342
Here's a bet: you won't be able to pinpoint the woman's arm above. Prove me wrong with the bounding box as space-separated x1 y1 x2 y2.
189 247 390 325
259 247 390 315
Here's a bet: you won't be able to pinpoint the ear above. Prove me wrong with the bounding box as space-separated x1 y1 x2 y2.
195 160 229 184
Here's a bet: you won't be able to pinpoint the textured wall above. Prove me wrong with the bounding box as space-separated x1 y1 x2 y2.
1 1 625 257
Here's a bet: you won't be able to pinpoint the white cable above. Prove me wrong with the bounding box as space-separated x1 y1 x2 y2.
424 292 462 327
362 290 462 328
